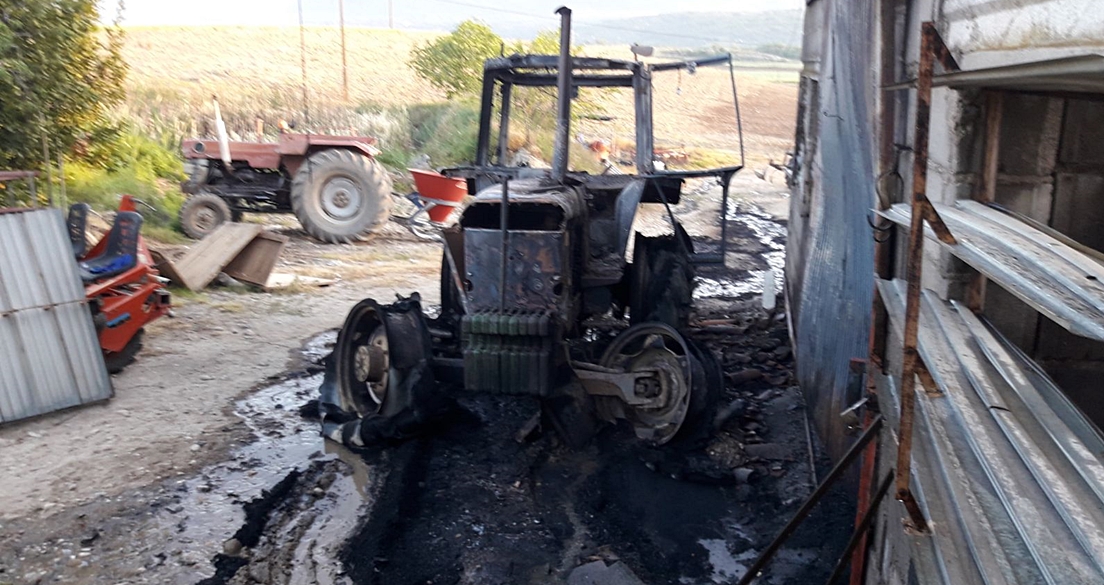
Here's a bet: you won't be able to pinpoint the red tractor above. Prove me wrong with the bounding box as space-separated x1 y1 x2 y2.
179 131 393 243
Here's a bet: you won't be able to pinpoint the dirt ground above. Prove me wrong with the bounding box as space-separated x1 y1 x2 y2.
0 173 854 585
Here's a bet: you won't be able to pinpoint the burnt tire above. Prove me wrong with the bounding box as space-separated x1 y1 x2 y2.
104 329 144 374
322 297 454 448
291 149 393 244
631 231 695 330
179 193 232 240
676 339 723 445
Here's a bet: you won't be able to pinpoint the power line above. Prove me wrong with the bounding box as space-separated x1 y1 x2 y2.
422 0 737 45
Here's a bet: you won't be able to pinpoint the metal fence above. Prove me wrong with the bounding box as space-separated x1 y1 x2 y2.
0 208 112 423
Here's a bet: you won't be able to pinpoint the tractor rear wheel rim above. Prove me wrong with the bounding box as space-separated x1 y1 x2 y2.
353 327 389 406
194 207 218 232
599 324 693 444
321 176 362 221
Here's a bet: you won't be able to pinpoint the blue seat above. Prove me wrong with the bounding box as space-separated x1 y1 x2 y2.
67 203 91 258
79 211 142 283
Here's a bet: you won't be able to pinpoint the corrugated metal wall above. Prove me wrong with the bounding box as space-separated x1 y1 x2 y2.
0 208 112 422
786 0 878 459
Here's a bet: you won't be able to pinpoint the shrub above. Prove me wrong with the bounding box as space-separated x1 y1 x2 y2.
64 130 186 232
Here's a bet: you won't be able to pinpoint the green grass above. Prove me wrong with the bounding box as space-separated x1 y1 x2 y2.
144 224 187 244
61 129 187 239
167 286 208 305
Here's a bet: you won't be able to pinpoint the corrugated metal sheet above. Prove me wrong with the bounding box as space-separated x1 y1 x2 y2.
875 278 1104 583
880 200 1104 340
0 208 112 422
785 0 877 459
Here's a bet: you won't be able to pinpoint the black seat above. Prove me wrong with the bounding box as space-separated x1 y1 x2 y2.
79 211 142 283
67 203 90 258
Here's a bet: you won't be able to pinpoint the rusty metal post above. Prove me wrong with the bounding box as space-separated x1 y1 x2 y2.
551 6 573 183
736 415 884 585
895 21 947 532
830 471 895 585
850 390 879 585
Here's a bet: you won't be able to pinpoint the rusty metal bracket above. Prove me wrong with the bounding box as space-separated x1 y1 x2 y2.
926 21 961 73
893 21 962 533
915 357 942 397
920 200 957 245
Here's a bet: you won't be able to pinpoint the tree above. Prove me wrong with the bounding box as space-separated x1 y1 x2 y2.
0 1 127 170
409 21 502 99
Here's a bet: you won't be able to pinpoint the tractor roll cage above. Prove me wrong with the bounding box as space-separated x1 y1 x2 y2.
470 53 744 179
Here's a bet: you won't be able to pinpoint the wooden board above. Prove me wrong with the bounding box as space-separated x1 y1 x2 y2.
264 273 338 290
223 231 289 287
161 223 262 291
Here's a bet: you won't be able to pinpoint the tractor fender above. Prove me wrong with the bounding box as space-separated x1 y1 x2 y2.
278 134 381 176
614 178 647 257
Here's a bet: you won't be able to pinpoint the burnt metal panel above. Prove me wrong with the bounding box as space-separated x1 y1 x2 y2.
464 229 565 313
0 208 112 423
785 0 877 460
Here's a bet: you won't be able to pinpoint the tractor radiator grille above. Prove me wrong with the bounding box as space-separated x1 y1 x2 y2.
461 311 555 396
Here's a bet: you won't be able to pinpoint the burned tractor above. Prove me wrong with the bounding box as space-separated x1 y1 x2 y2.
180 128 392 244
320 7 745 448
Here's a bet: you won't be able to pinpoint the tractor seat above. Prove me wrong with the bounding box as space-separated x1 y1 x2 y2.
79 211 142 283
67 203 90 258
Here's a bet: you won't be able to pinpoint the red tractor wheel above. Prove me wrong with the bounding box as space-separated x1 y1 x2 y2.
179 193 233 239
291 149 393 244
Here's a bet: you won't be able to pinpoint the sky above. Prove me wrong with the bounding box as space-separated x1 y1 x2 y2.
97 0 805 33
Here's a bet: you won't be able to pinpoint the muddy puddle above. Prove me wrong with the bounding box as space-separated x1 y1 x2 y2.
148 331 383 585
695 200 787 302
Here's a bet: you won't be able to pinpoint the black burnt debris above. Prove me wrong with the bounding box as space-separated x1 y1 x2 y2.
200 297 852 585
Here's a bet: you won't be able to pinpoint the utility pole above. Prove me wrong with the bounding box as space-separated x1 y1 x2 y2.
339 0 349 101
388 0 394 29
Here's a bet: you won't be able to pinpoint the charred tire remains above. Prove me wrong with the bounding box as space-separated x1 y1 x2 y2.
631 231 695 330
321 296 454 448
291 149 393 244
179 192 233 239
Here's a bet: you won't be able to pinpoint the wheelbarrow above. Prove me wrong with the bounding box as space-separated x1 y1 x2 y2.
397 169 467 241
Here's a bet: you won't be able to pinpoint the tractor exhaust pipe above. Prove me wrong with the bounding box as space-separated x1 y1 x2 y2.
551 6 573 183
212 95 233 171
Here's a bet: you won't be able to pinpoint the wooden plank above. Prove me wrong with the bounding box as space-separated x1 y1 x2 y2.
223 231 288 287
264 273 337 290
978 91 1004 204
967 92 1003 312
165 223 262 290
